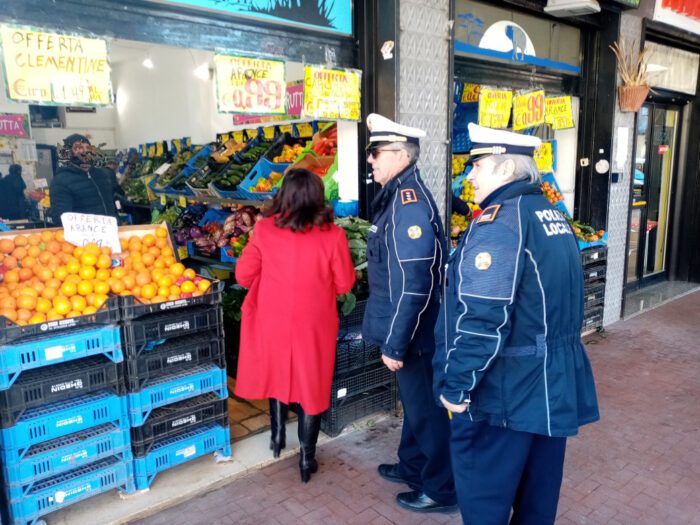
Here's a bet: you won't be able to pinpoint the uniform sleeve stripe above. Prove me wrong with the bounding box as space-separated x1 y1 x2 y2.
399 257 433 262
457 329 499 339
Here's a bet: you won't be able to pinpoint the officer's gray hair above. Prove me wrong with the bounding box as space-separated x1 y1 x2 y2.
491 155 541 184
399 142 420 163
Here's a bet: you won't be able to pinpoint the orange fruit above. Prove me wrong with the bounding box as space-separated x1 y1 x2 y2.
151 269 165 281
167 294 180 302
135 271 152 286
77 280 94 296
66 311 82 318
93 294 108 309
27 234 41 246
55 230 65 242
66 260 81 275
46 278 61 290
70 295 87 312
110 280 125 294
66 275 81 284
153 259 165 270
148 246 161 257
79 266 96 280
40 231 54 243
27 245 41 258
140 283 157 299
132 286 141 298
80 252 97 267
119 238 129 251
157 286 170 298
16 308 32 322
21 257 36 269
41 287 58 300
198 280 211 293
183 269 196 280
122 275 136 290
46 240 61 254
168 285 181 296
155 237 168 249
18 268 33 282
60 282 77 297
0 238 15 253
82 306 98 315
61 243 74 255
96 254 112 269
4 269 19 284
84 242 101 256
155 226 168 239
28 313 47 325
4 255 17 269
142 234 156 247
17 294 37 310
54 267 69 281
141 253 155 267
95 268 110 281
100 246 112 256
180 280 196 294
13 236 28 247
46 310 64 321
157 275 174 288
151 295 167 303
12 247 28 260
53 296 71 315
73 246 84 258
35 298 52 313
94 281 110 295
18 287 38 297
35 267 52 281
38 252 53 265
0 296 16 309
111 267 126 279
0 308 17 322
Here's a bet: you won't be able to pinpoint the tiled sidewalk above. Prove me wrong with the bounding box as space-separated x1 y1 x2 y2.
134 290 700 525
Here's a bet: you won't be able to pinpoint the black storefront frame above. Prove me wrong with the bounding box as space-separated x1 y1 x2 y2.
447 0 622 234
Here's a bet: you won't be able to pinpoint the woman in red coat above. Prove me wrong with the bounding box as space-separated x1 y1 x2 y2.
235 168 355 482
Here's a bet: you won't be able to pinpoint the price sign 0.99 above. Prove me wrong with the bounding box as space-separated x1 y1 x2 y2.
214 54 286 114
513 90 545 131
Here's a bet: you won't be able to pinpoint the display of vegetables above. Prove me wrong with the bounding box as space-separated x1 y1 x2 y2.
273 144 305 163
311 124 337 156
334 216 370 313
568 218 606 243
122 177 149 204
152 150 195 189
151 204 184 226
212 163 253 191
192 206 260 256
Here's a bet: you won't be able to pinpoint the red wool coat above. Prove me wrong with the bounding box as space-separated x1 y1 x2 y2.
234 217 355 415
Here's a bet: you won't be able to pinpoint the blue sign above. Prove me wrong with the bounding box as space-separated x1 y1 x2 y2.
153 0 352 36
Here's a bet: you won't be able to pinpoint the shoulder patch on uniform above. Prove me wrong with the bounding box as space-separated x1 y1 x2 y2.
400 188 418 205
476 204 501 224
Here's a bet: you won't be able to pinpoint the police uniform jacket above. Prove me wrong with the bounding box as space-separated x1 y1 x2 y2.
362 164 446 360
435 180 599 437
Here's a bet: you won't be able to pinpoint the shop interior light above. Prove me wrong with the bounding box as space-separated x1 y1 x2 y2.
193 63 211 81
142 57 154 69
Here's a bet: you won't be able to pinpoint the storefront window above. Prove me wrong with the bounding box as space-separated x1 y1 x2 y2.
645 41 699 95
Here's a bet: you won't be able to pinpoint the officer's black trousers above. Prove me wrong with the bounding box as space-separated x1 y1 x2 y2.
450 415 566 525
395 351 456 505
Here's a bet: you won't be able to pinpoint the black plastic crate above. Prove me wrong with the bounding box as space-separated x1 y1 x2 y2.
321 382 397 438
120 279 223 320
334 338 381 376
0 356 123 429
337 300 367 342
121 305 223 348
583 281 606 309
582 305 604 332
583 264 606 283
130 393 228 457
330 364 393 404
580 246 607 268
0 296 120 345
125 330 226 392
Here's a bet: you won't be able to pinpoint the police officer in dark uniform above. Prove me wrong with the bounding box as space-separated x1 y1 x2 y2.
361 113 457 513
434 123 600 524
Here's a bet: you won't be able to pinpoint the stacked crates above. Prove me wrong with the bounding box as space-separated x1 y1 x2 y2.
322 301 397 437
0 299 134 525
120 283 231 491
581 246 607 333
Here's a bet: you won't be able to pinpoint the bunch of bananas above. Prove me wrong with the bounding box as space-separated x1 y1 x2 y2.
452 155 468 176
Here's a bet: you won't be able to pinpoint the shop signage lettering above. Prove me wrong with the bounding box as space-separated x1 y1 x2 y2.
61 212 121 253
303 66 362 121
0 113 29 138
478 88 512 129
0 27 112 105
534 142 554 173
513 90 545 131
461 83 481 103
215 54 286 114
545 96 575 130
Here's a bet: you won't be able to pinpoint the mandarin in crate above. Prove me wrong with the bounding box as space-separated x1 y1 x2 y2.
28 313 46 324
79 266 96 280
27 234 41 246
41 287 57 301
140 283 157 299
4 255 17 269
97 254 112 269
197 279 211 292
38 252 53 265
46 310 63 321
70 295 87 312
80 252 97 267
142 234 156 247
83 306 97 315
16 308 32 322
13 247 27 260
13 236 28 247
77 280 93 296
151 295 167 303
27 245 41 258
0 238 15 253
155 226 168 239
21 257 36 269
60 282 77 297
0 308 17 322
110 280 125 294
180 280 196 294
18 268 33 282
94 281 110 295
93 294 108 309
95 268 110 281
46 240 61 254
66 260 80 275
35 297 52 313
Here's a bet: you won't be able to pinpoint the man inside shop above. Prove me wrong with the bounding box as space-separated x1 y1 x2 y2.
49 134 119 226
434 122 600 524
361 113 457 514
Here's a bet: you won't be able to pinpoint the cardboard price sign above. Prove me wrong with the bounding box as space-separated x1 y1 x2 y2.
61 213 121 253
303 66 361 121
545 96 575 130
214 54 286 114
478 88 512 129
461 83 480 103
0 26 112 105
534 142 554 173
513 90 545 131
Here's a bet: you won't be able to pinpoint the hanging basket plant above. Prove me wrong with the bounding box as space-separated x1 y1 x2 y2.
610 39 651 112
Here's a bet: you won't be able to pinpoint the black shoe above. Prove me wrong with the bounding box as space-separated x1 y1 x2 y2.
269 399 288 459
396 491 459 514
377 464 422 491
297 406 321 483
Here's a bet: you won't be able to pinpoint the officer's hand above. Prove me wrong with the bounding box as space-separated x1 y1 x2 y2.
440 394 468 413
382 355 404 372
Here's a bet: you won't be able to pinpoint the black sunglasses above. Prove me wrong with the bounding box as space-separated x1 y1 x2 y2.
368 147 403 159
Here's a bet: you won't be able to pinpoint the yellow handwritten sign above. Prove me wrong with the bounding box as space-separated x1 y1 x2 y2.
0 27 112 105
478 88 512 129
534 142 554 173
303 66 361 121
545 96 575 130
262 126 275 140
296 122 313 137
513 90 545 131
214 54 286 114
461 83 480 103
233 131 245 143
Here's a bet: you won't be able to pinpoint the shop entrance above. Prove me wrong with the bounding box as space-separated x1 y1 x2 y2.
626 103 681 288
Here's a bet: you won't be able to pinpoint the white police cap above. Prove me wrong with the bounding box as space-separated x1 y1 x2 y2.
468 123 541 161
366 113 426 149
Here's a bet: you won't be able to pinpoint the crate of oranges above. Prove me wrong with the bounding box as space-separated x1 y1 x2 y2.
0 224 220 342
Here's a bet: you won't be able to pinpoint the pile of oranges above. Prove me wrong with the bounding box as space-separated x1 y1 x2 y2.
541 181 563 205
0 226 212 327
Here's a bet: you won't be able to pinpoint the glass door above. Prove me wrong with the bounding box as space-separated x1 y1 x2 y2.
626 103 680 287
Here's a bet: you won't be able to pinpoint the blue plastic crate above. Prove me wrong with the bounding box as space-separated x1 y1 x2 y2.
0 326 123 390
3 424 132 498
127 365 227 426
133 423 231 490
0 392 129 459
147 169 195 197
6 457 134 525
239 158 289 200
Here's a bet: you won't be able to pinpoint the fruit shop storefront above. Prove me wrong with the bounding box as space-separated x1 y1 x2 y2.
0 2 387 524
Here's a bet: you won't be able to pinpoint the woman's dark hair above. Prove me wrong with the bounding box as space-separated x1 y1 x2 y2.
9 164 21 177
263 168 334 232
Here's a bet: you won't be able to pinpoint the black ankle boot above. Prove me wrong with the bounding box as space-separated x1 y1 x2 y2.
297 406 321 483
269 398 288 458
